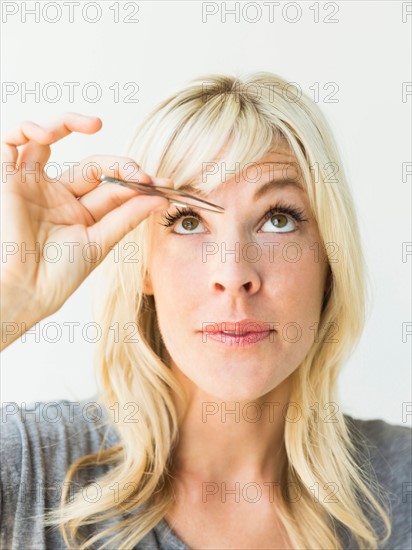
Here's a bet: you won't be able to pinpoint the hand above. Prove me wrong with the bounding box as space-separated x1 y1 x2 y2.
1 112 170 348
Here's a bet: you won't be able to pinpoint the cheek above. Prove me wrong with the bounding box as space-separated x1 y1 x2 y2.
149 243 203 326
263 247 328 345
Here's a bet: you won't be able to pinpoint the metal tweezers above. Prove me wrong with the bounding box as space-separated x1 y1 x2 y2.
99 175 225 214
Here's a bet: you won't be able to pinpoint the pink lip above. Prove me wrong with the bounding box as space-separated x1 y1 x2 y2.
202 319 276 333
201 329 274 348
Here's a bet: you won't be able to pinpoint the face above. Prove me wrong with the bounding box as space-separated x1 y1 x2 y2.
144 143 330 402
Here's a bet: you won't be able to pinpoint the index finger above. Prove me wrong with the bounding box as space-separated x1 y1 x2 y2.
0 113 102 165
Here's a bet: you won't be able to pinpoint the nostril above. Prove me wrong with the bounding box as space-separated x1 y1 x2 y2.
213 281 254 293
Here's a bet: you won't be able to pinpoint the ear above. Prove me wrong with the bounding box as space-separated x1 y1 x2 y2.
143 269 154 295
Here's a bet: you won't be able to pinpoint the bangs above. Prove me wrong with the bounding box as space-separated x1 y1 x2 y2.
154 91 286 195
125 73 329 221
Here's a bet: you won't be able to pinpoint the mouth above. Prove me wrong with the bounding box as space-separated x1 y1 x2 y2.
199 319 277 348
200 329 275 348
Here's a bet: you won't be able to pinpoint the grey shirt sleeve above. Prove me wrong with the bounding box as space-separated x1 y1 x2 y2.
0 398 178 550
0 398 115 549
343 415 412 549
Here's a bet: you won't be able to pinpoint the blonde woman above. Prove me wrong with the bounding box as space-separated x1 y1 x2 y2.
1 72 411 550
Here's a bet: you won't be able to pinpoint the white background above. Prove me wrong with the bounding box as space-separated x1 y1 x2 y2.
1 1 411 426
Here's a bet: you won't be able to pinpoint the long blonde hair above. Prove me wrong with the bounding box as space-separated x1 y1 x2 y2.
44 72 392 549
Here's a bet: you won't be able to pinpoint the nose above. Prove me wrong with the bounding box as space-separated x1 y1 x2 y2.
208 242 262 297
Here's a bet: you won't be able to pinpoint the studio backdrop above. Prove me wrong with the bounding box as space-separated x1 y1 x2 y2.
1 0 411 426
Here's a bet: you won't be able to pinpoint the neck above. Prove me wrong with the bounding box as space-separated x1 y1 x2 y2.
169 372 291 484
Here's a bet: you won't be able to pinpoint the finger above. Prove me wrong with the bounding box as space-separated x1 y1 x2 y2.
59 155 156 197
18 141 52 173
26 113 101 173
42 112 102 143
78 176 174 221
1 122 53 166
86 193 171 257
1 113 102 168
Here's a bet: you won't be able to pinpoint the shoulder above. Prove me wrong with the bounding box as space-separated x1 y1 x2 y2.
343 413 412 549
343 413 411 473
0 396 120 482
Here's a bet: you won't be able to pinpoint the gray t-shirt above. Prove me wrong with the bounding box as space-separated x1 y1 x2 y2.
1 397 411 550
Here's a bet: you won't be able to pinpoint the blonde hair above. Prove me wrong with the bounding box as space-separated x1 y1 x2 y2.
43 72 392 549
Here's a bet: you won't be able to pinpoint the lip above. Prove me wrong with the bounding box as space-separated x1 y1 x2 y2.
201 329 274 348
202 319 276 333
200 319 276 348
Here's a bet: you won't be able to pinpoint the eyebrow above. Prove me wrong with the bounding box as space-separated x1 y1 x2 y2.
178 185 209 200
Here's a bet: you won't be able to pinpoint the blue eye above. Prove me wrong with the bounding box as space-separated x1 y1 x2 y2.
158 202 308 235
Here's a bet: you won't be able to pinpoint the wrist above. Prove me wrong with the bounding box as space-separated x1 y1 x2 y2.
0 284 49 351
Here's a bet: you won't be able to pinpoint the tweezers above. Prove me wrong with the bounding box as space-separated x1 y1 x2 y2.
99 175 225 214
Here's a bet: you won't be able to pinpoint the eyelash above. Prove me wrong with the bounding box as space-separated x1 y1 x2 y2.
158 201 308 232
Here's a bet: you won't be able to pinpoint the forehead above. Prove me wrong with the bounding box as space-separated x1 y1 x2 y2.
243 145 302 185
220 135 296 164
258 139 296 158
180 143 304 198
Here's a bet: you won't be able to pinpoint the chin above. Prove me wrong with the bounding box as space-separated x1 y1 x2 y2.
200 382 273 403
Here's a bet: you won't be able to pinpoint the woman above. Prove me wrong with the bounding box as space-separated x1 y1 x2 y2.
1 72 411 550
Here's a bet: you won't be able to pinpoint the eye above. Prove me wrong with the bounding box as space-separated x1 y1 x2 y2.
158 202 308 235
174 215 205 235
159 207 206 234
261 213 294 232
260 204 307 233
